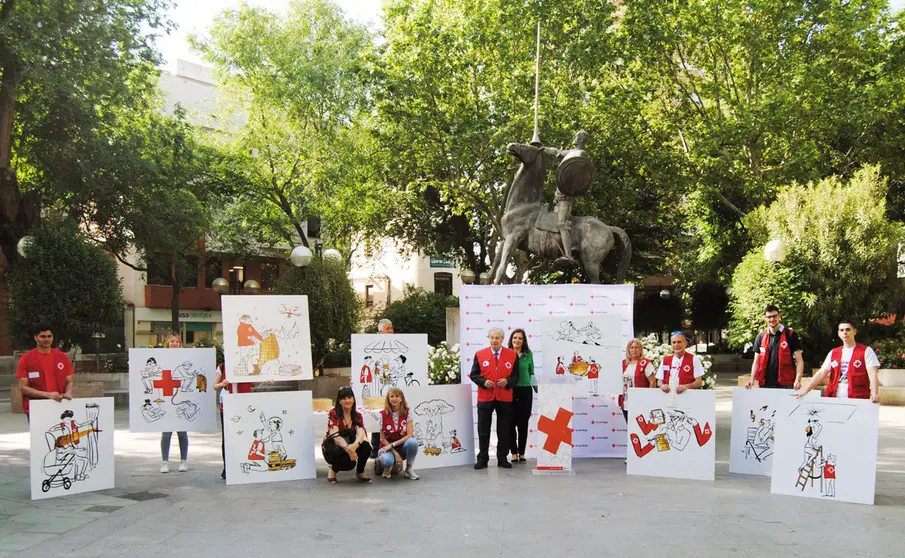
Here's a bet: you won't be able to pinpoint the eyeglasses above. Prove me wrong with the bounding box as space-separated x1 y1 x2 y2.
670 330 683 337
765 314 780 320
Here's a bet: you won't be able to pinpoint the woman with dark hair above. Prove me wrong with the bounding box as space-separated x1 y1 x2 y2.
508 328 536 463
160 332 189 473
322 386 372 483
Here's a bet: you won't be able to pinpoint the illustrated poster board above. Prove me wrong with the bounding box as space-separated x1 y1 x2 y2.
351 334 428 400
221 295 313 383
728 387 819 477
542 315 623 397
536 383 574 471
770 398 879 505
459 284 634 460
626 388 716 481
362 384 474 470
30 397 115 500
223 391 315 486
128 348 218 432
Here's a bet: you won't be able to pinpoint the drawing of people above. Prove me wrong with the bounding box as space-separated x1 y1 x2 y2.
390 355 407 384
581 322 602 345
821 454 836 497
587 358 600 393
449 430 464 453
555 357 566 375
176 400 200 422
44 409 95 483
360 356 373 384
172 361 199 393
262 412 286 460
746 414 775 462
571 351 583 365
555 321 578 342
800 419 823 473
664 410 692 451
141 399 165 422
236 314 263 370
241 429 268 473
141 357 161 394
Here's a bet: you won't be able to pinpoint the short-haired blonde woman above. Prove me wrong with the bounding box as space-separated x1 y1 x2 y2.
376 387 419 480
621 338 656 423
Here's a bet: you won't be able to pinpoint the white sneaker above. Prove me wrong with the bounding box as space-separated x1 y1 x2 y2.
178 461 188 472
160 462 169 474
404 467 420 480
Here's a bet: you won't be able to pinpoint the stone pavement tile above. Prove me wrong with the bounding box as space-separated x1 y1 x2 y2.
0 531 58 552
67 539 127 558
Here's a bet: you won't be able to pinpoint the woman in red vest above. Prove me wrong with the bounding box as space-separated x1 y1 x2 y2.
620 338 656 423
798 320 880 402
159 333 189 474
656 331 704 393
376 387 420 480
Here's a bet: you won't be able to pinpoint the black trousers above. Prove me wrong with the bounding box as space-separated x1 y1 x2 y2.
511 387 533 456
477 400 512 463
323 441 372 474
220 411 226 468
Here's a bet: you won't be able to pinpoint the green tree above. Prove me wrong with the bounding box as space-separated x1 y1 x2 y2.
274 257 360 372
6 220 125 350
193 0 392 258
374 0 687 281
0 0 171 265
373 286 458 346
615 0 905 283
728 166 903 364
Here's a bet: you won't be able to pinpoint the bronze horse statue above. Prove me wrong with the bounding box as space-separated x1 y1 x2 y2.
488 140 631 284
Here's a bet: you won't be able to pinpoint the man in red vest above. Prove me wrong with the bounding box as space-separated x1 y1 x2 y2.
746 304 804 389
656 331 704 393
798 320 880 402
469 327 518 469
16 324 75 421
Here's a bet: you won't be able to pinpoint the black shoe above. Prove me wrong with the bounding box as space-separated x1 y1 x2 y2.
474 461 488 470
517 457 527 463
220 469 226 480
498 460 512 469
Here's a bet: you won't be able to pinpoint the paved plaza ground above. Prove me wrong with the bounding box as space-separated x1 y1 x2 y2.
1 380 904 558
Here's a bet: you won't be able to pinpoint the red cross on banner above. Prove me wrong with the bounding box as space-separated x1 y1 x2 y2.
153 370 182 397
537 408 573 454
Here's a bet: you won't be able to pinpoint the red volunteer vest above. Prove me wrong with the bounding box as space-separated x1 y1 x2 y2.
825 464 836 479
825 344 870 399
380 408 409 443
18 349 74 414
661 353 696 385
475 347 516 403
754 327 797 386
219 364 253 411
622 359 652 388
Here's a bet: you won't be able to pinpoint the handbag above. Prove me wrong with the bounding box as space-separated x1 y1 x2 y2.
322 428 356 454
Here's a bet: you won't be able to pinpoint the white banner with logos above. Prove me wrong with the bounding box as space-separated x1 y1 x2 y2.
459 284 634 459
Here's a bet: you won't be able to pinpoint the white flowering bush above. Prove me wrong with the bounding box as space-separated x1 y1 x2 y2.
639 334 717 390
428 342 461 385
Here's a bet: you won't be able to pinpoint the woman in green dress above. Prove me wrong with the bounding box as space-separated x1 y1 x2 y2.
508 329 536 463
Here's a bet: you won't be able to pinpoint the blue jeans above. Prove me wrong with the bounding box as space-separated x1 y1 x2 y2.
161 431 188 461
378 438 419 469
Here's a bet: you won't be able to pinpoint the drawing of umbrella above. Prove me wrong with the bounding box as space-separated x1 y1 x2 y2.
364 339 409 354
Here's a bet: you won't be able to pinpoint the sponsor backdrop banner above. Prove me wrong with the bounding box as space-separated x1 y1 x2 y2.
459 284 634 458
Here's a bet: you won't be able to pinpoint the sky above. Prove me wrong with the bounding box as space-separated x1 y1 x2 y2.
155 0 382 72
157 0 905 73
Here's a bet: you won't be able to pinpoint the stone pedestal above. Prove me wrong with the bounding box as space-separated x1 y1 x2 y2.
879 369 905 387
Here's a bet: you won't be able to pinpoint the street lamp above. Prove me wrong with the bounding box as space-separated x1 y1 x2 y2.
460 269 476 285
290 245 314 268
479 271 490 285
323 248 342 262
659 289 670 300
17 236 34 259
764 238 787 263
212 277 229 295
243 280 261 294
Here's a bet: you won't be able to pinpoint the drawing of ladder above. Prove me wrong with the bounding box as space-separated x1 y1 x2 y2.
795 447 823 491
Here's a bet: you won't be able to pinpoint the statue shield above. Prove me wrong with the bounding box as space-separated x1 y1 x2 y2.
555 152 596 197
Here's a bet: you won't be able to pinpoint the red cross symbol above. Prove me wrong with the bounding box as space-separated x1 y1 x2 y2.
537 408 573 454
153 370 181 397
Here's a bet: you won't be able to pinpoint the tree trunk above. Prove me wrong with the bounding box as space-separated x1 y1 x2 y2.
170 266 182 335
